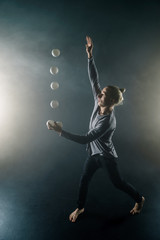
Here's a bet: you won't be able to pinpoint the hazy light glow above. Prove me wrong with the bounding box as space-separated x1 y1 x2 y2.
0 34 47 159
0 85 12 125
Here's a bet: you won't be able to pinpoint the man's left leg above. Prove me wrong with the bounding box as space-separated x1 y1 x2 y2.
102 156 145 215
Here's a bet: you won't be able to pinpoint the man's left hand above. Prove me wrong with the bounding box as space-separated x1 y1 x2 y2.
48 121 62 133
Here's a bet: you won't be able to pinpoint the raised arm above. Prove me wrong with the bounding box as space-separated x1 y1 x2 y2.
86 36 101 101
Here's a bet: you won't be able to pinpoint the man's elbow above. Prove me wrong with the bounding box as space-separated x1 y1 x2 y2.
79 138 91 144
80 139 89 144
81 137 95 144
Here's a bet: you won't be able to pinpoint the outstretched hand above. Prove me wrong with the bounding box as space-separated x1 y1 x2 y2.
47 121 62 133
86 36 93 58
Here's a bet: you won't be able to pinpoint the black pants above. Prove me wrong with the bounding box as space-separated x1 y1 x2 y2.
77 154 142 209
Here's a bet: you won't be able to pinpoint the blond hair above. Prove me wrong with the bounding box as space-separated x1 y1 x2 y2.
107 86 126 106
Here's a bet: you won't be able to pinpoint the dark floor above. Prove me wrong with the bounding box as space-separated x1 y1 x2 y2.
0 144 160 240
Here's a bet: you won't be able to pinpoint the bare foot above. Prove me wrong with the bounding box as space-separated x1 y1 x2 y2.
69 208 84 222
130 196 145 215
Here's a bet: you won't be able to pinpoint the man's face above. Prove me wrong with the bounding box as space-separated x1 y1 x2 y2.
97 87 113 107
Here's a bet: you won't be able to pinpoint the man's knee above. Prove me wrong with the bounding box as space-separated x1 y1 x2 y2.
111 178 126 189
80 174 91 186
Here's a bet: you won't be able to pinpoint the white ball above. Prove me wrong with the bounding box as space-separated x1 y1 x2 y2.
46 120 55 128
52 49 60 57
50 100 59 109
50 66 59 75
50 82 59 90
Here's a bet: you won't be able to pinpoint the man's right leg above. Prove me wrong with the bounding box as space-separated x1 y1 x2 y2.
69 155 99 222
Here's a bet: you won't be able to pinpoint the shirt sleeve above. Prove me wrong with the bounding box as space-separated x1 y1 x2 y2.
60 119 111 144
88 57 101 101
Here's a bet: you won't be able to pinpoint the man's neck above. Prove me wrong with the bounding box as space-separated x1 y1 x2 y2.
99 106 114 115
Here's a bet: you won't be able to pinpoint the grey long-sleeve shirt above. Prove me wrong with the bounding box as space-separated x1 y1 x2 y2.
61 57 118 158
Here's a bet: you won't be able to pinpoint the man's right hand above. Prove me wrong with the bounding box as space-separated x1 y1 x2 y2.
86 36 93 59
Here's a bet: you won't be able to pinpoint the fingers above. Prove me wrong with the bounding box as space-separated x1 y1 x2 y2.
48 126 54 130
53 121 62 133
54 121 59 126
54 121 60 129
69 213 74 222
47 122 54 130
86 36 92 46
130 208 139 215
